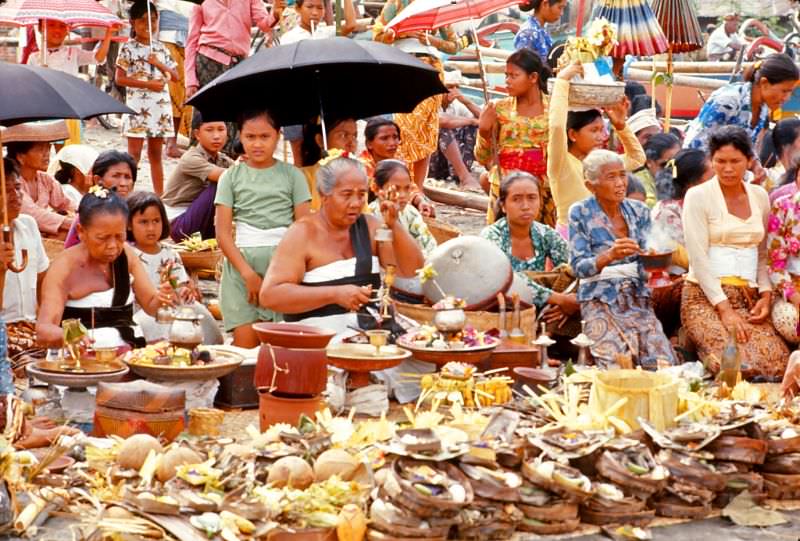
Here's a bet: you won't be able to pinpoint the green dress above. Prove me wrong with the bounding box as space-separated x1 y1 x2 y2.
214 161 310 331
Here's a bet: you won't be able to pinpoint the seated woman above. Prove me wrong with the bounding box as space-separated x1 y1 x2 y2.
631 133 680 208
549 62 646 237
259 154 424 334
682 126 789 380
368 160 437 257
127 192 223 345
481 171 578 321
36 188 174 350
300 116 358 210
64 150 137 248
651 149 713 273
5 121 76 239
569 149 677 369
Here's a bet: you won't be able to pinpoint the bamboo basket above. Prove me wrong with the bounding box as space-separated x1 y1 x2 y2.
589 369 679 432
188 407 224 436
42 238 65 261
178 249 222 279
423 217 461 245
395 301 537 342
546 79 626 109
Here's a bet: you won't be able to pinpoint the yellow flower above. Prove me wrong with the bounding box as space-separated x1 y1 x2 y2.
416 264 438 283
318 148 347 167
88 185 110 199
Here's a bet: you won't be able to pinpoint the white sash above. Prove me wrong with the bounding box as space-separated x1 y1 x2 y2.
234 222 287 248
708 246 757 283
582 262 639 284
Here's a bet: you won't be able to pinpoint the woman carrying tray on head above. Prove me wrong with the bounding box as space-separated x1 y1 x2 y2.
548 62 645 238
36 188 175 350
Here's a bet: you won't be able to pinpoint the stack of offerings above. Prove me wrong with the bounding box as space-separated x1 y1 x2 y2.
370 457 473 541
653 449 725 518
586 439 667 525
519 458 592 535
758 419 800 500
457 457 524 540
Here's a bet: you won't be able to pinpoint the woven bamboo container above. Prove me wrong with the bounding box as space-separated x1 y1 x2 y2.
589 370 679 432
178 249 222 279
188 407 225 436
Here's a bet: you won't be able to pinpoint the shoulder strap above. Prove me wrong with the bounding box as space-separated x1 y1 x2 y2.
351 215 374 277
111 250 131 307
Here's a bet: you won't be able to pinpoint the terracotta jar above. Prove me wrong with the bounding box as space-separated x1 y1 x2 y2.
252 322 336 397
258 390 324 431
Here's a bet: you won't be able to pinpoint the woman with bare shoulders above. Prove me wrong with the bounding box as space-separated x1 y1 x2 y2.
259 154 424 334
36 188 174 349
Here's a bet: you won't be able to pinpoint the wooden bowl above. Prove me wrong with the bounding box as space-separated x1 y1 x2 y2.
639 251 674 271
326 343 411 388
395 335 497 366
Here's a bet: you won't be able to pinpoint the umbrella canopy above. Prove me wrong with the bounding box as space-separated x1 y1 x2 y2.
0 61 134 126
0 0 123 27
187 37 448 127
593 0 669 58
384 0 523 35
651 0 703 53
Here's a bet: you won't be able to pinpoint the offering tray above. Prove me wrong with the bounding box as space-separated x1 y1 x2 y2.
27 362 129 389
396 333 498 366
326 343 411 388
124 347 244 381
33 357 126 375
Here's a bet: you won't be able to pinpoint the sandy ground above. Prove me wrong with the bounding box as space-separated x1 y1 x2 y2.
81 123 487 235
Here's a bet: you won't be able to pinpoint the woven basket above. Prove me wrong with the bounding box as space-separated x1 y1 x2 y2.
188 407 224 436
42 238 65 261
589 369 679 432
547 79 626 109
395 301 537 342
424 217 461 245
178 249 222 279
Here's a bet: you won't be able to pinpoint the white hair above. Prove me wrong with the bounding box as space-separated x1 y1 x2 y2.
316 156 367 196
583 149 624 184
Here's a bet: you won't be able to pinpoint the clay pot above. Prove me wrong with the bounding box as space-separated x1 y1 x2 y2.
253 322 335 397
258 390 324 432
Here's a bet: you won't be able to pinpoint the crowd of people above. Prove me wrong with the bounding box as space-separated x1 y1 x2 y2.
4 0 800 396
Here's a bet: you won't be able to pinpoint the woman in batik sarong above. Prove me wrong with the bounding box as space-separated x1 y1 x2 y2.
569 149 676 369
476 49 553 225
682 126 789 380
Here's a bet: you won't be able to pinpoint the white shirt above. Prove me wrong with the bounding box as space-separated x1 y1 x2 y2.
61 184 83 208
280 23 335 44
130 244 190 288
1 215 49 323
443 99 473 118
27 45 97 77
707 26 744 58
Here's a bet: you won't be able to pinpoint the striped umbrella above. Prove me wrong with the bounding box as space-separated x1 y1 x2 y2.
594 0 669 58
0 0 123 27
384 0 523 35
651 0 703 54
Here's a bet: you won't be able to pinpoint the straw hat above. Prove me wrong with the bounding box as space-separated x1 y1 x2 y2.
0 120 70 143
627 108 660 135
47 144 99 177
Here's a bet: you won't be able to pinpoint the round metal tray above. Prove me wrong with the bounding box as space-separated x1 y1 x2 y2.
124 350 244 382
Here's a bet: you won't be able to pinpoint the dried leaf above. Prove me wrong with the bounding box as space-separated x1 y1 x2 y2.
722 491 787 527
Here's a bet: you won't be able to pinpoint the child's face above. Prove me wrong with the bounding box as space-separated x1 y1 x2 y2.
328 120 357 154
296 0 325 28
133 12 159 41
130 205 163 247
380 169 412 210
194 122 228 155
43 20 69 48
240 116 279 166
95 163 134 198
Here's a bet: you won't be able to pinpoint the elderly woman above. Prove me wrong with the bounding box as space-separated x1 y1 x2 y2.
37 188 173 350
481 171 578 320
569 150 676 369
682 126 789 380
259 155 424 333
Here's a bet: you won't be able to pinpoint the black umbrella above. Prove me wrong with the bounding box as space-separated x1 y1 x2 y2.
187 37 448 133
0 61 134 271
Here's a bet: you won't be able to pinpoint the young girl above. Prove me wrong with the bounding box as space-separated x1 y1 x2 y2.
115 1 180 195
127 192 223 344
52 144 99 207
215 110 311 347
281 0 357 43
367 159 437 257
64 150 138 248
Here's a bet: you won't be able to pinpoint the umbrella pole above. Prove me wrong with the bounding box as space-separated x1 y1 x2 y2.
576 0 585 37
41 20 47 67
147 1 153 54
317 73 329 151
1 141 7 229
664 46 673 132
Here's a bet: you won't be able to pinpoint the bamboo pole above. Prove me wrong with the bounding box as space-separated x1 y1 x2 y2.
626 68 726 91
629 60 752 73
664 47 673 132
446 60 505 75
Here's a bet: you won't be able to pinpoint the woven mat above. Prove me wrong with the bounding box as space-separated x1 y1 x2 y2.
219 409 259 438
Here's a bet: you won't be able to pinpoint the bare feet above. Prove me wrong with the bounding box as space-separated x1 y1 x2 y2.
459 174 482 192
166 144 184 159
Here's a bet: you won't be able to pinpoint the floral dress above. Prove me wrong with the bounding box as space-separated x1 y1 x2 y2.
513 15 552 61
117 39 177 139
475 96 553 226
569 197 676 369
480 217 568 308
683 82 768 152
766 191 800 301
367 200 437 257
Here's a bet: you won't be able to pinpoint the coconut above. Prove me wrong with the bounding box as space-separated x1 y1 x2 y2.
314 449 359 482
117 434 163 471
157 447 203 483
267 456 314 489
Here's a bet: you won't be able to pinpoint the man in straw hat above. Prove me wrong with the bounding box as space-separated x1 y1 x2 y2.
2 120 77 239
429 69 482 190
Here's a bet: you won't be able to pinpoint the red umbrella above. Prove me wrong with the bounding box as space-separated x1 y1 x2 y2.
0 0 123 27
384 0 522 36
594 0 669 58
